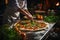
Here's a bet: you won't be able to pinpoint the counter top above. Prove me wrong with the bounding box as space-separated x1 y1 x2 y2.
12 20 55 40
24 23 55 40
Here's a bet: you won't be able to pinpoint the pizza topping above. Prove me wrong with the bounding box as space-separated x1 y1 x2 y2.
15 20 47 31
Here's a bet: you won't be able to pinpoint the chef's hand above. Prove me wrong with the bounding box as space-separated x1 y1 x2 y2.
26 13 33 20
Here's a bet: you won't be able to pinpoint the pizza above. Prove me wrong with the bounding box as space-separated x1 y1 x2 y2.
14 20 49 31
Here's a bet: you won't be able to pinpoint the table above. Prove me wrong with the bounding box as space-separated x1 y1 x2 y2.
40 23 55 40
21 23 55 40
13 20 55 40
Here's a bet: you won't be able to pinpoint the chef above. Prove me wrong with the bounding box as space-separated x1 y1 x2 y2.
3 0 33 24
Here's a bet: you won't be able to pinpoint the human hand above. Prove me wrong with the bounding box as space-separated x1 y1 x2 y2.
26 13 33 20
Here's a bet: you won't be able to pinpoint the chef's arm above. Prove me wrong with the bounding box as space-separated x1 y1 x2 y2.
24 9 32 16
17 8 33 20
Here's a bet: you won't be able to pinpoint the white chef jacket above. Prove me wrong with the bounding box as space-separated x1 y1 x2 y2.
16 0 27 9
12 0 27 18
8 0 28 23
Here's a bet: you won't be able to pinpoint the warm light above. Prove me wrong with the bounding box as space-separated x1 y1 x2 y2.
5 0 8 5
56 2 59 6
